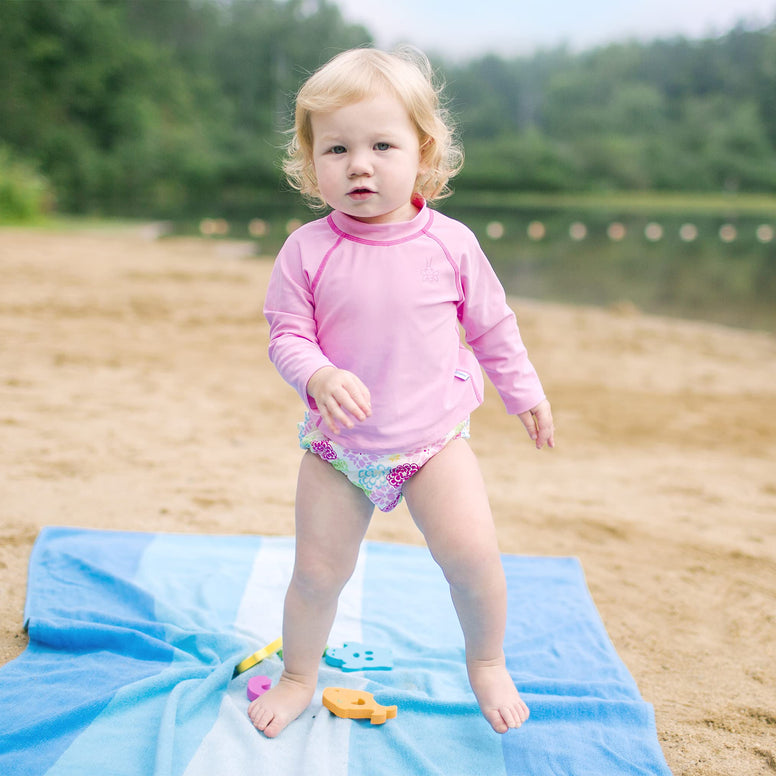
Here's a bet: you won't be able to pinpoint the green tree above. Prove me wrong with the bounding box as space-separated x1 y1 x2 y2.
1 0 774 213
459 130 579 191
0 0 371 216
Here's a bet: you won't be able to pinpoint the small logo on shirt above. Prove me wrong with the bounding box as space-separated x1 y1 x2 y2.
421 257 439 282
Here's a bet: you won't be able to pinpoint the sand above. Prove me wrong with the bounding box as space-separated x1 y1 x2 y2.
1 226 775 775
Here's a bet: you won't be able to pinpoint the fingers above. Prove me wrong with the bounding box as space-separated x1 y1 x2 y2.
518 399 555 450
307 367 372 434
319 391 364 433
534 404 555 450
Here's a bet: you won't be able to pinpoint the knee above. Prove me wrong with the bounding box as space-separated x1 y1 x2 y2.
290 555 355 602
434 541 504 592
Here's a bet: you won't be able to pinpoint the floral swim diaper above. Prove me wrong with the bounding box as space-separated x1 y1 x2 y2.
298 414 470 512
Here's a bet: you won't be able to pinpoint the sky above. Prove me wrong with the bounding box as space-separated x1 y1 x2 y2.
333 0 776 60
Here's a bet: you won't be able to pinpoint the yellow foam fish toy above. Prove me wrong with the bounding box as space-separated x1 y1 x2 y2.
322 687 397 725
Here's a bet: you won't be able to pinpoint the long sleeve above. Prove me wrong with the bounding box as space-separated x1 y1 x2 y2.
455 232 546 415
263 236 334 408
262 205 546 452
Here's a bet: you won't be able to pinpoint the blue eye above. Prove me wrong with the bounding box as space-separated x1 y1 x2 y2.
330 145 347 154
374 142 390 151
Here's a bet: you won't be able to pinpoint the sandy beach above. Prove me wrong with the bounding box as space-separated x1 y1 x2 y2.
1 225 775 775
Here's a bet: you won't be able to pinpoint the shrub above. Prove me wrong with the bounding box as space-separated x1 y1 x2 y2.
0 146 53 223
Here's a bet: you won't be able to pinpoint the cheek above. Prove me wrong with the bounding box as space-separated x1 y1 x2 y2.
313 160 334 189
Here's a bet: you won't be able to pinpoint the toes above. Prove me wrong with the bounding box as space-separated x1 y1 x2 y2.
485 702 531 734
249 711 266 731
248 702 274 733
500 706 521 730
248 698 293 738
262 718 285 739
505 700 530 729
484 709 509 734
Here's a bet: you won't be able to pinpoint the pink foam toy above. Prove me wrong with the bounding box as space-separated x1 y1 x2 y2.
246 675 272 701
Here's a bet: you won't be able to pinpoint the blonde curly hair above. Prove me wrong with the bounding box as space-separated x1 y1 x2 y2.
283 47 464 209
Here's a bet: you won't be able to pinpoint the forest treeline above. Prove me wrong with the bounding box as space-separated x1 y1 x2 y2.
1 0 775 219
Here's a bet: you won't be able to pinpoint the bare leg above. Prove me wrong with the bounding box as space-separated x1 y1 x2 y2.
248 452 373 737
402 438 529 733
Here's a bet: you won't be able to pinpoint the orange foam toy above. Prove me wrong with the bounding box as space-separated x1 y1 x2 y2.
322 687 397 725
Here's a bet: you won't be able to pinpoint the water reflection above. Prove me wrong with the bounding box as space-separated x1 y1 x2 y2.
176 203 776 333
441 205 776 333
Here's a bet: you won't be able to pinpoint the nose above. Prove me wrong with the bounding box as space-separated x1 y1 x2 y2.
347 149 373 178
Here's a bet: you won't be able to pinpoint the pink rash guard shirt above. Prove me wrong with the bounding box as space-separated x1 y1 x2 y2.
263 200 546 454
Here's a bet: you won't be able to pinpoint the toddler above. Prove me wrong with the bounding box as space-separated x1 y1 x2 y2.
250 47 554 738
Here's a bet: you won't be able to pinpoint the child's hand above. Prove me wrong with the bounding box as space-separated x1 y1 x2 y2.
518 399 555 450
306 366 372 434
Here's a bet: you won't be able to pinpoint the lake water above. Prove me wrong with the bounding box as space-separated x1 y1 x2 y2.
442 203 776 333
179 200 776 333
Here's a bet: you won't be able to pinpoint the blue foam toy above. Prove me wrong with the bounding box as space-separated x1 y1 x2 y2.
324 642 393 672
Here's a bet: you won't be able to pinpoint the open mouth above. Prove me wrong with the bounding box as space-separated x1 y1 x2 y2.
348 187 375 198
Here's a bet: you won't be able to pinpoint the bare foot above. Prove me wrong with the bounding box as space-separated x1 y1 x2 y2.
247 672 316 738
467 656 530 734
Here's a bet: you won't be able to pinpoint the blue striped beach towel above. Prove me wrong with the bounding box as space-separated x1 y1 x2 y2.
0 527 672 775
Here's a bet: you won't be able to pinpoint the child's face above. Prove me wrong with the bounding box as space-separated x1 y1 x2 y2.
310 93 423 223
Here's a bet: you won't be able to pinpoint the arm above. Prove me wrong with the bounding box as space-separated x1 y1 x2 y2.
263 240 370 433
263 243 333 406
456 238 555 449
